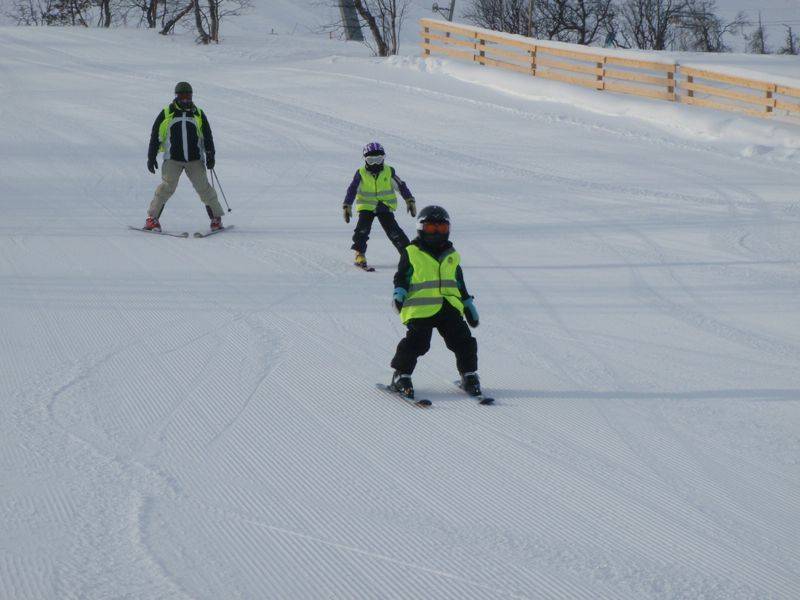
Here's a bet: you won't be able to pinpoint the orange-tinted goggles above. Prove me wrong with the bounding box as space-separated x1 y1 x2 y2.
421 222 449 234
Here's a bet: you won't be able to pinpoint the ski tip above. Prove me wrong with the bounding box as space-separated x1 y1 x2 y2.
376 383 432 407
479 397 495 405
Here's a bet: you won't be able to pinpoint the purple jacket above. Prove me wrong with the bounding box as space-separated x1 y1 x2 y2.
344 165 414 207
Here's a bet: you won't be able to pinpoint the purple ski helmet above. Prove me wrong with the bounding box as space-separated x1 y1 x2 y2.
362 142 385 157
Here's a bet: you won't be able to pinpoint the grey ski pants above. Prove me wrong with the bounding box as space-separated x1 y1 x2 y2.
148 159 223 219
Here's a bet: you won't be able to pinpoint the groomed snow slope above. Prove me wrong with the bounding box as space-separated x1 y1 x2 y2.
1 26 799 600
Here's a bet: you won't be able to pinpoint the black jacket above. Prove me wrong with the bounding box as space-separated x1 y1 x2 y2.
394 238 471 299
148 101 215 164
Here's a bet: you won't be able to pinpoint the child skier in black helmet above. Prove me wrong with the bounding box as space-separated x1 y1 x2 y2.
342 142 416 270
388 205 483 401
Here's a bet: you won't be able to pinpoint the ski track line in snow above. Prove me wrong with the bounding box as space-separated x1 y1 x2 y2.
456 187 800 591
544 176 800 368
171 303 616 597
239 311 796 597
29 238 286 596
563 212 800 577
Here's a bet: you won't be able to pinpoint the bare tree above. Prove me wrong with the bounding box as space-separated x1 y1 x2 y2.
675 0 745 52
159 0 192 33
551 0 616 44
103 0 162 29
193 0 211 42
464 0 534 36
183 0 249 43
746 11 769 54
618 0 689 50
5 0 51 24
778 25 798 55
350 0 411 56
465 0 615 44
18 0 93 25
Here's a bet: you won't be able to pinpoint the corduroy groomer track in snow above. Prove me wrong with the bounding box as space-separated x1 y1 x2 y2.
1 3 799 598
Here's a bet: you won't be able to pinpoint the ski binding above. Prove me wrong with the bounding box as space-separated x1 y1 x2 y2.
194 225 234 238
455 380 495 405
376 383 431 408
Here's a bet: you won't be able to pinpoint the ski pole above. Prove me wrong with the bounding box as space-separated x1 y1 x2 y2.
211 169 232 213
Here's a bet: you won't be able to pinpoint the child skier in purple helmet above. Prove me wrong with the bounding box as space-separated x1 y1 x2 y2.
342 142 417 270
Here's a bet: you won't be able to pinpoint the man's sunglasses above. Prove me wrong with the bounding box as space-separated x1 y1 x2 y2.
421 222 450 234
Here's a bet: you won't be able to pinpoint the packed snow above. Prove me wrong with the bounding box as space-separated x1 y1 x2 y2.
1 8 800 600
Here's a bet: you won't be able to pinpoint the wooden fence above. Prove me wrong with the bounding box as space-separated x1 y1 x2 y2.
420 18 800 121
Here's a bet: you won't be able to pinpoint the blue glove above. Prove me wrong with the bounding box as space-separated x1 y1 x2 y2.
393 287 407 313
463 297 479 328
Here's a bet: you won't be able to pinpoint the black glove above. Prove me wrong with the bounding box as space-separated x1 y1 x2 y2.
406 197 416 217
343 204 352 224
463 298 479 328
147 158 158 174
206 154 215 170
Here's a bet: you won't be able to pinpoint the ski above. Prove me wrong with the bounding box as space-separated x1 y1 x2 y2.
194 225 234 238
355 263 376 272
454 380 495 405
376 383 431 408
128 225 188 238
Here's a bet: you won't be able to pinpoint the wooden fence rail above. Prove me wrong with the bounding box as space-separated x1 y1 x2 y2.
420 18 800 122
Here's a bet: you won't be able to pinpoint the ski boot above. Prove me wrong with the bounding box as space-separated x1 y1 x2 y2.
460 372 481 397
210 216 223 231
143 216 161 231
390 371 414 398
354 251 367 267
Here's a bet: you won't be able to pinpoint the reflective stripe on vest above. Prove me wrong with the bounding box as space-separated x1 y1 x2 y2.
355 165 397 212
400 246 463 324
158 106 205 161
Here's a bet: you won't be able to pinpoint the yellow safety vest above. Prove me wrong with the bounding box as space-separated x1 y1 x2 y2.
158 105 205 154
400 245 464 324
355 165 397 212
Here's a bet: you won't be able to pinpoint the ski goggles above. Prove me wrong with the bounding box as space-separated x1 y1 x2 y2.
176 92 193 101
421 222 450 234
364 154 385 165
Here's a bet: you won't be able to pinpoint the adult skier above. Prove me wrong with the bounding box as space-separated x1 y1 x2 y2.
342 142 416 269
143 82 224 232
389 205 482 398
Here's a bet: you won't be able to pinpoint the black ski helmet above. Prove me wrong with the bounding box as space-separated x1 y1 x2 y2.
416 205 450 227
416 205 451 247
174 81 193 95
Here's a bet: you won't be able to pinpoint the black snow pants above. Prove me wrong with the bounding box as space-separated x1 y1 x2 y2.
391 301 478 375
351 202 410 254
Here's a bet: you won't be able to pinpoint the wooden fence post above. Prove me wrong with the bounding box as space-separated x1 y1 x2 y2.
766 84 776 114
423 26 430 57
478 35 485 65
667 68 675 100
597 57 606 90
687 74 694 98
531 45 537 77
